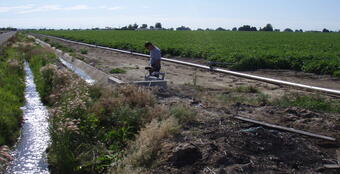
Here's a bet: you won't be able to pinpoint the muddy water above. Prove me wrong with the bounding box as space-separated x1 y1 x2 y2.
6 62 50 174
59 57 95 85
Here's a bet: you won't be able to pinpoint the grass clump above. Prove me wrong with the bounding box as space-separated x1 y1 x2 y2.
273 94 340 113
110 68 126 74
170 104 196 123
0 40 25 146
80 48 88 54
233 85 259 93
113 117 179 174
50 42 74 53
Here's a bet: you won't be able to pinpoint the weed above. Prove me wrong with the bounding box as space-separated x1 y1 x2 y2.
170 104 196 123
233 86 259 93
110 68 126 74
50 42 74 53
273 94 340 113
113 117 179 173
80 48 88 54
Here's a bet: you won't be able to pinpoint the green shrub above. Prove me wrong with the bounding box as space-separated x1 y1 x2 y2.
333 70 340 78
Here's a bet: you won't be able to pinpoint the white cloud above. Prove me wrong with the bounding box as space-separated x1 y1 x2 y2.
19 5 91 14
19 5 61 14
99 6 123 11
65 5 90 10
0 5 33 13
1 4 120 14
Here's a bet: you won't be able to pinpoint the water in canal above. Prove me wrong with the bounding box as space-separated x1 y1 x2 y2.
6 62 50 174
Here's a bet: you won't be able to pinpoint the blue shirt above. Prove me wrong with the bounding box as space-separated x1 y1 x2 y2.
150 47 161 66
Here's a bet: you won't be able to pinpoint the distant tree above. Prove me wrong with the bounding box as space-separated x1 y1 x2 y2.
155 22 162 29
216 27 226 31
250 27 258 31
176 26 191 31
150 26 155 30
232 27 237 31
238 25 257 31
133 23 138 30
261 24 274 31
125 23 138 30
274 29 281 32
168 28 174 31
140 24 148 29
322 28 330 32
197 28 204 31
284 28 293 32
238 25 250 31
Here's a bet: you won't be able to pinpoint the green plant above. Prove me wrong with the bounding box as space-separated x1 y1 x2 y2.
110 68 126 74
80 48 88 54
170 104 196 123
273 94 340 113
234 86 259 93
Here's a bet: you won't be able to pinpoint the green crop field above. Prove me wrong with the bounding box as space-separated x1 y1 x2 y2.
35 30 340 77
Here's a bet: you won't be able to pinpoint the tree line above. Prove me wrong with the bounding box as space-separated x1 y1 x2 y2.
102 23 339 33
24 23 340 33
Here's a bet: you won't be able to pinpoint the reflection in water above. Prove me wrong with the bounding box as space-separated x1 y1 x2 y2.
59 57 95 85
6 62 50 174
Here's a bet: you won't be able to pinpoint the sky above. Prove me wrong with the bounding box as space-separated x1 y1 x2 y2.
0 0 339 30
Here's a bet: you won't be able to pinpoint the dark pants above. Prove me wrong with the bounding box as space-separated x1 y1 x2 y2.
149 64 161 77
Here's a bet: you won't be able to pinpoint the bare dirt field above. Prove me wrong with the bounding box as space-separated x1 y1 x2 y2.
35 35 340 173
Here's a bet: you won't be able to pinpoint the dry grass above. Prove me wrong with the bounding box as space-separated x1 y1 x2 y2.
112 117 179 174
117 85 155 107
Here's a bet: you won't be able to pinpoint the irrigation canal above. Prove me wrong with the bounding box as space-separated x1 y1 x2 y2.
6 62 50 174
5 56 96 173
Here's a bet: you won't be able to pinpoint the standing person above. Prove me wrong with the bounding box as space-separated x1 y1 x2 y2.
144 42 161 77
